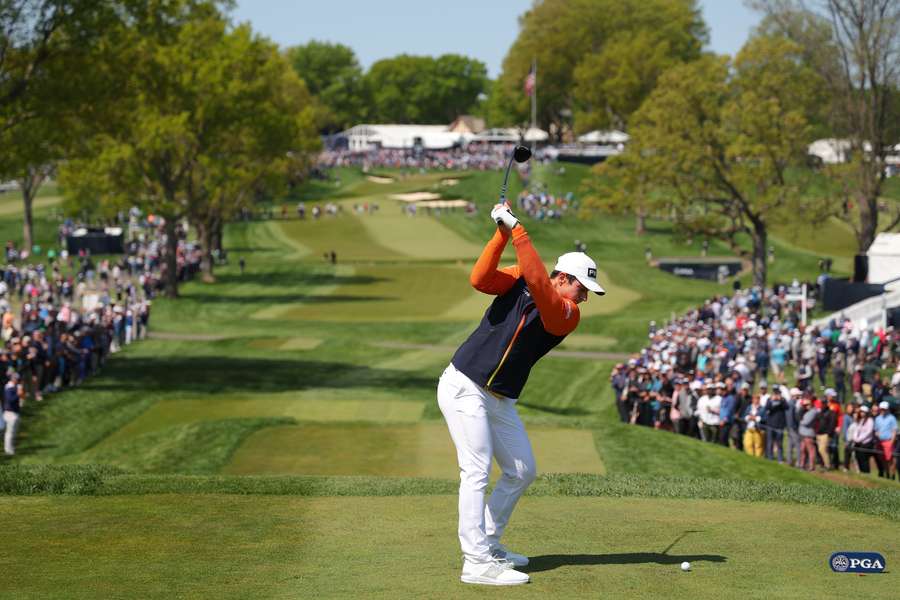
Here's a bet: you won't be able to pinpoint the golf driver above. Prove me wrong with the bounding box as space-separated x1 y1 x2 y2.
499 144 532 207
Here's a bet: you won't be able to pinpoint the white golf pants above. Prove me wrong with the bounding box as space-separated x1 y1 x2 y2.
437 363 536 563
4 411 19 455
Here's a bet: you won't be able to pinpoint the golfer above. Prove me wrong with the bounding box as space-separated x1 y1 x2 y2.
437 202 604 585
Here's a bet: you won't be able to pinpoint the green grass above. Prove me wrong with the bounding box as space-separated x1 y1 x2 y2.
3 165 900 598
0 492 897 598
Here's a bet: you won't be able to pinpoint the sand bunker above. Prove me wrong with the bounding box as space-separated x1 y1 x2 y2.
366 175 394 184
390 192 442 202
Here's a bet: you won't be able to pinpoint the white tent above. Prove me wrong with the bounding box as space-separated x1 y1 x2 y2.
471 128 519 142
577 130 630 144
523 127 549 142
341 124 467 151
808 138 873 164
470 127 549 143
867 233 900 286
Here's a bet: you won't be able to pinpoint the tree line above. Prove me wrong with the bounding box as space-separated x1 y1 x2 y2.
291 0 899 288
0 0 321 297
1 0 898 294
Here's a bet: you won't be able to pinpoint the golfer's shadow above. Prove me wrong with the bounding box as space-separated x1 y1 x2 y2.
523 552 727 573
523 530 726 573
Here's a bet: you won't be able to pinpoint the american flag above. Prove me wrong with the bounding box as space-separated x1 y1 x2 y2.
524 64 535 97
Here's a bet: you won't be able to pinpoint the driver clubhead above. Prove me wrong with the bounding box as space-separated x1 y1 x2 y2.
513 145 532 163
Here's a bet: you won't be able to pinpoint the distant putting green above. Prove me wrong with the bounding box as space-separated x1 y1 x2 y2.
3 494 896 599
224 422 605 477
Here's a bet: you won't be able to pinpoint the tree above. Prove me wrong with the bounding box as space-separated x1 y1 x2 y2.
0 0 128 249
59 2 319 294
752 0 900 252
364 54 488 123
493 0 707 139
585 38 822 287
286 40 368 132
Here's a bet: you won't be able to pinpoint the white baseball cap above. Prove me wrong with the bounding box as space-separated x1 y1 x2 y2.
879 401 890 410
554 252 606 295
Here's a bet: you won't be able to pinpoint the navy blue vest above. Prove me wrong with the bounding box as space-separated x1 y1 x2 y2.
452 278 567 399
3 382 20 413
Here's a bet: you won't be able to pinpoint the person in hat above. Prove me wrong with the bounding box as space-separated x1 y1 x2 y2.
815 394 838 470
852 405 875 474
437 202 605 586
742 393 766 457
786 387 803 466
841 403 858 472
874 401 897 479
765 386 787 463
697 383 721 443
798 396 820 471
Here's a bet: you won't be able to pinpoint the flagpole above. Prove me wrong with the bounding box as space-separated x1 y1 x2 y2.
530 57 537 133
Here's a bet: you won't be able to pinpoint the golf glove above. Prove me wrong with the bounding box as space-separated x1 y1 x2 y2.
491 203 519 230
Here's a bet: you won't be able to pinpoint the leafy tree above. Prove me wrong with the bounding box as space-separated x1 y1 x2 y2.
493 0 707 139
585 38 822 287
286 40 368 132
0 0 130 249
752 0 900 251
59 3 318 294
365 53 488 123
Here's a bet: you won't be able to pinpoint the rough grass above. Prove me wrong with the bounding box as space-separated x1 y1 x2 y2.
3 465 899 522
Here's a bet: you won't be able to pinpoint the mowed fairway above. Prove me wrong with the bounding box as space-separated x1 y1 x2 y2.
5 167 899 598
224 422 605 477
3 495 896 599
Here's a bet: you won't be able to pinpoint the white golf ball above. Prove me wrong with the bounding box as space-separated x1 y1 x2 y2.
681 561 691 571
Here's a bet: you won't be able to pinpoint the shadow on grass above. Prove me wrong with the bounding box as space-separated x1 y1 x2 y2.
517 400 591 416
178 293 396 305
523 552 727 573
208 272 391 286
85 356 434 395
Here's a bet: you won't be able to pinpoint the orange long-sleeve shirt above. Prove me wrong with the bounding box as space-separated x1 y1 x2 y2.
469 225 579 336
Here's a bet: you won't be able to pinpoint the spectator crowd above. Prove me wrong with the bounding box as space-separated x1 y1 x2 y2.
1 210 202 457
516 185 578 221
319 143 550 172
610 285 900 479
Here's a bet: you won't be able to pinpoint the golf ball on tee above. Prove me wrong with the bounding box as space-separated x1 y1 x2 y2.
681 562 691 571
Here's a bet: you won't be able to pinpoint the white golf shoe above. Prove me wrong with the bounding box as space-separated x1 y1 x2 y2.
461 558 530 586
491 544 529 567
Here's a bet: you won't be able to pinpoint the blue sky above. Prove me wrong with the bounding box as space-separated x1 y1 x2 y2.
231 1 761 78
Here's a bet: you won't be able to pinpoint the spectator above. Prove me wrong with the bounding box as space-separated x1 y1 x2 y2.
764 387 787 463
3 370 23 455
841 403 857 472
719 381 738 447
874 401 897 479
853 405 875 474
743 394 766 457
798 397 819 472
815 398 837 470
697 383 721 443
